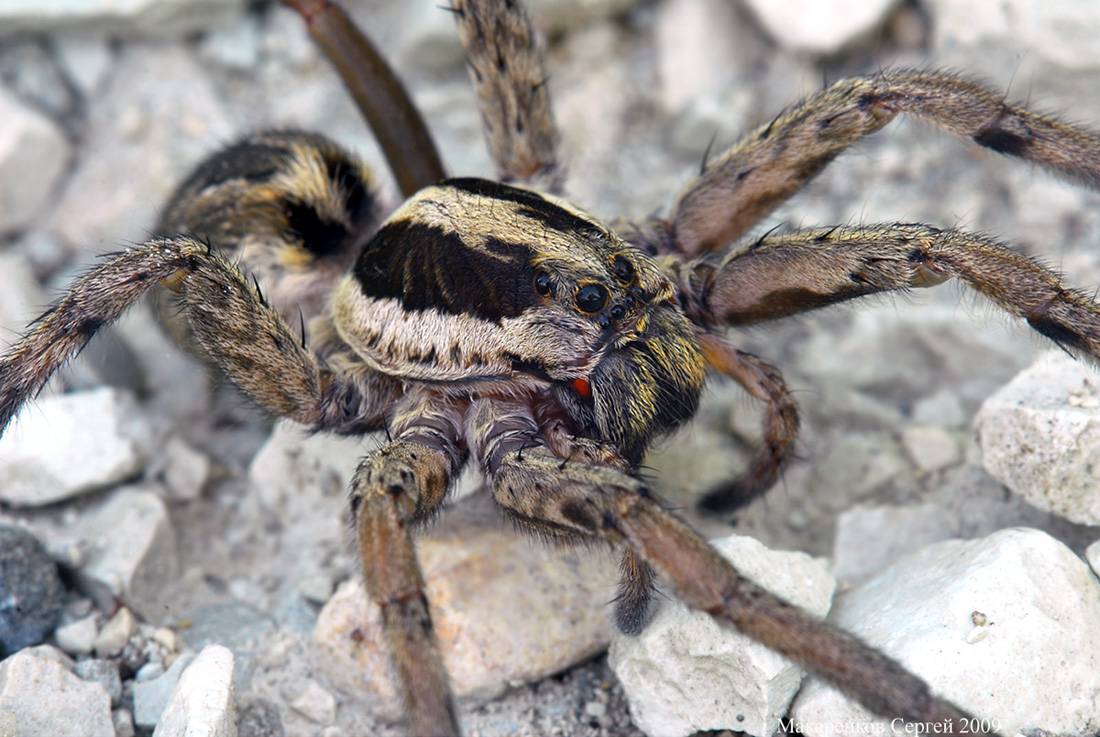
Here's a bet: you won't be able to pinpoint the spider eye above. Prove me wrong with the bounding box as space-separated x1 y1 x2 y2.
576 284 608 313
534 270 553 296
612 255 635 283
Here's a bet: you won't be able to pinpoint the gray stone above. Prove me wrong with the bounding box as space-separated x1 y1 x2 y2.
929 0 1100 70
94 606 136 658
153 645 237 737
288 678 336 725
911 388 967 427
50 45 234 250
150 436 210 501
833 503 960 584
0 39 76 119
0 388 147 507
73 489 179 617
0 648 113 737
113 709 136 737
0 85 68 233
741 0 901 53
0 525 63 657
54 613 98 656
977 351 1100 525
237 698 285 737
0 0 246 37
199 12 262 69
134 650 195 730
181 601 275 690
74 658 122 706
790 528 1100 736
609 535 835 737
900 424 961 473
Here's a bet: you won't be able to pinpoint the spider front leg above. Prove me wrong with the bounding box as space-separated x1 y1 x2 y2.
0 237 396 434
350 391 467 737
655 70 1100 256
451 0 562 189
467 397 995 733
682 223 1100 357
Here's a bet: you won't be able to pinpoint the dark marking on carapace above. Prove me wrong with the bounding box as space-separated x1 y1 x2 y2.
443 177 601 237
353 221 536 322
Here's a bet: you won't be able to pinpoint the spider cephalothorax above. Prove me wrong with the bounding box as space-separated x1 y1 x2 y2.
333 177 705 462
3 1 1100 736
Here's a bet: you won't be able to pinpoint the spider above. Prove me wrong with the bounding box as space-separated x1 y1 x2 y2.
2 1 1099 735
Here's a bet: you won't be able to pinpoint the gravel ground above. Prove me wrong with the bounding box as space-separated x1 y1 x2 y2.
2 1 1100 736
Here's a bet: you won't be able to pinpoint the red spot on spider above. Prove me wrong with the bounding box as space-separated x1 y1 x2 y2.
572 378 591 397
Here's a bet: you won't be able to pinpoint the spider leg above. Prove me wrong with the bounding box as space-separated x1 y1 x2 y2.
679 223 1100 364
451 0 562 190
466 397 993 733
659 70 1100 257
696 333 800 514
279 0 445 196
0 237 396 434
351 391 467 737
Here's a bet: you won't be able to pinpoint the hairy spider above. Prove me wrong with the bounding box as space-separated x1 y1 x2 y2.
2 1 1100 735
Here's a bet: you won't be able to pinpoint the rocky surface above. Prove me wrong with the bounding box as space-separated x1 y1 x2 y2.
0 646 114 737
0 388 147 507
153 645 237 737
977 350 1100 525
0 0 1098 735
312 493 617 716
791 528 1100 736
609 535 835 737
0 524 63 656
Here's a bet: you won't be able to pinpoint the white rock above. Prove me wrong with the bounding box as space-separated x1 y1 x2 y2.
0 85 68 233
790 528 1100 736
134 651 195 730
113 709 136 737
153 645 236 737
0 388 147 507
976 350 1100 525
928 0 1100 70
54 35 112 96
833 504 959 584
74 658 122 707
0 649 114 737
93 606 136 658
150 437 210 501
0 0 245 37
73 488 179 617
54 613 98 656
289 679 337 725
608 535 835 737
741 0 901 54
900 425 961 473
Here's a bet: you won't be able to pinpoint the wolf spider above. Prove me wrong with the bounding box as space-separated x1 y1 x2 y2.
2 1 1100 735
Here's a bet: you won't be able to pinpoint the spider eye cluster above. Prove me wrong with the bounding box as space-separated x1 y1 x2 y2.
576 284 608 313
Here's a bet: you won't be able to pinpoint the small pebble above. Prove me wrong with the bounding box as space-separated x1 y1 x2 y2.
584 701 607 718
136 661 165 682
112 709 136 737
289 679 337 725
152 627 179 654
75 659 122 707
133 651 195 730
0 525 64 656
95 607 136 658
54 613 98 656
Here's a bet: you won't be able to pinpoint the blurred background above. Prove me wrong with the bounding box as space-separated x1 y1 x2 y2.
1 1 1100 736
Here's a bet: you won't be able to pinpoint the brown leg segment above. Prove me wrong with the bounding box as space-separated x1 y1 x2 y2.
666 70 1100 256
0 237 395 435
467 397 994 731
352 391 467 737
279 0 445 196
451 0 562 189
696 333 800 514
680 223 1100 361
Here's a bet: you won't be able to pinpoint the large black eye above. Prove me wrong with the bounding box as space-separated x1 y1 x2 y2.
576 284 608 313
534 270 552 296
612 255 635 283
